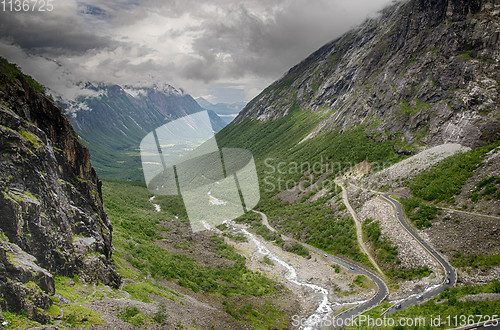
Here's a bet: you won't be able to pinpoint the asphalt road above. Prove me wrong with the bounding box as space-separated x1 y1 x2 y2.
380 194 457 315
253 210 389 327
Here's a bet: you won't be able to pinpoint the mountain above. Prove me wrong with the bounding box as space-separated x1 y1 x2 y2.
0 58 120 324
214 0 500 318
0 60 296 329
62 85 227 182
226 0 498 156
196 97 246 124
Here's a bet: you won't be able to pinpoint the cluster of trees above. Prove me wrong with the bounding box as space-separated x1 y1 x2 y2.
401 197 438 229
409 143 498 203
260 197 367 263
470 176 500 202
390 281 500 322
363 218 431 280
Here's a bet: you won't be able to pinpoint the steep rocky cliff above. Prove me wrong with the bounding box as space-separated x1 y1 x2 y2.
236 0 499 153
0 58 120 323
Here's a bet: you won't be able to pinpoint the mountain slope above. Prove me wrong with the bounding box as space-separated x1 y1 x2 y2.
229 0 498 154
215 0 500 293
196 97 245 115
0 58 120 323
196 97 245 124
63 85 226 181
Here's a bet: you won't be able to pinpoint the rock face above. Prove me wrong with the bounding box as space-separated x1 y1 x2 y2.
0 58 120 322
236 0 499 152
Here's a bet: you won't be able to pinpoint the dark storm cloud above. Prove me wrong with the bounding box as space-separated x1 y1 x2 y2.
0 0 396 102
181 0 395 82
0 9 114 56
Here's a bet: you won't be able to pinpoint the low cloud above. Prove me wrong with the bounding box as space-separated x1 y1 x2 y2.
0 0 395 103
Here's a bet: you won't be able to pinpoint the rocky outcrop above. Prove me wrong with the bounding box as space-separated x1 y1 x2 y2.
0 58 120 323
0 238 53 323
236 0 499 151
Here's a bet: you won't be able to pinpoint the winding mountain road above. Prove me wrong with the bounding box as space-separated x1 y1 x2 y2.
336 181 386 278
253 210 388 326
380 194 457 314
247 181 460 326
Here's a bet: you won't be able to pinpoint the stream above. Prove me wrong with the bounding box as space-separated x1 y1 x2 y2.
149 196 161 212
149 193 367 329
238 227 336 329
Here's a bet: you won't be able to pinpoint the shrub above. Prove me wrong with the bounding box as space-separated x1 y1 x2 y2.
401 197 437 229
409 143 498 203
118 306 146 327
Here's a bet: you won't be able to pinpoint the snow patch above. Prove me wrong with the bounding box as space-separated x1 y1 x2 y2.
123 87 148 98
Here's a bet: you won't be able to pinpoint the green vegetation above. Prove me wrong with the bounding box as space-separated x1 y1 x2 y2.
400 99 430 115
233 211 311 259
459 50 474 60
122 282 179 303
452 252 500 270
285 242 311 258
23 190 39 202
117 304 168 326
331 264 340 273
1 310 41 329
20 129 42 149
153 303 168 324
469 176 499 202
401 197 438 229
354 275 368 288
363 218 397 264
396 266 432 281
352 281 500 329
222 300 288 329
102 180 287 327
217 109 403 269
218 107 403 196
50 275 120 327
104 180 278 297
242 197 367 264
0 57 46 95
46 304 61 318
118 306 150 327
363 218 431 280
61 304 103 327
408 143 498 203
54 276 86 302
390 281 500 328
263 256 274 265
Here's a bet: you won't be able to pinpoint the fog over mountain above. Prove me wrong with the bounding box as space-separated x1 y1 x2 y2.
0 0 394 103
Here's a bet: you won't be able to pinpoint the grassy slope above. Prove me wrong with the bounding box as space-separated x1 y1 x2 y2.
402 141 500 270
2 180 290 329
362 218 431 281
217 104 404 268
102 180 290 329
408 143 499 203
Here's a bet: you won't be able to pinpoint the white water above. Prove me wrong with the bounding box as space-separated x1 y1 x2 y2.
239 228 334 329
149 196 161 212
208 190 227 205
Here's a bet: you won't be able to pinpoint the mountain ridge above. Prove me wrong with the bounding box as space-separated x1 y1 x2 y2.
234 0 499 153
63 84 226 181
196 97 246 115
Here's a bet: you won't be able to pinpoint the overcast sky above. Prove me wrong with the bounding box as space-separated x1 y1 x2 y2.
0 0 395 104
